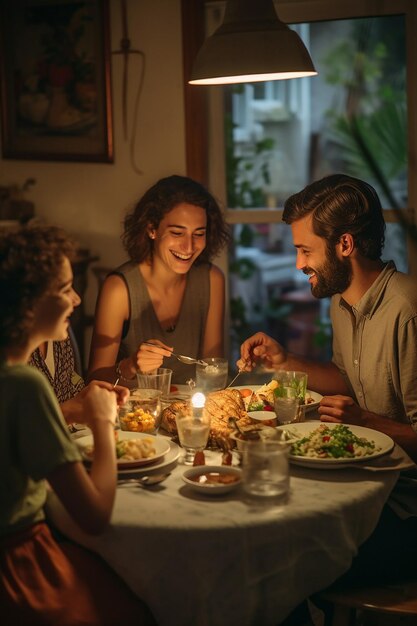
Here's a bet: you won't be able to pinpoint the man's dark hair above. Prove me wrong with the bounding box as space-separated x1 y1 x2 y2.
283 174 386 259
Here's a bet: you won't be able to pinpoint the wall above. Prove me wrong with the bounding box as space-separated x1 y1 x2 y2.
0 0 187 345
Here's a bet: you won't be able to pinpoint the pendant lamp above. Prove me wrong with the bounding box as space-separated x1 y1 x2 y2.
189 0 317 85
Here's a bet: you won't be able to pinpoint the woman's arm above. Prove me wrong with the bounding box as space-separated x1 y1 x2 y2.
201 265 225 358
87 275 132 383
88 274 172 382
47 385 118 535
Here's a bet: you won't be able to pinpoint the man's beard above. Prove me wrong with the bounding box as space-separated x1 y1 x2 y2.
304 250 352 298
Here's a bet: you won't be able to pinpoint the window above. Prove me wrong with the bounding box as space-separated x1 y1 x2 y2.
182 0 417 362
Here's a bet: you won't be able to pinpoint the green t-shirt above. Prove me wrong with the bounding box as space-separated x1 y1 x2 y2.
0 362 81 537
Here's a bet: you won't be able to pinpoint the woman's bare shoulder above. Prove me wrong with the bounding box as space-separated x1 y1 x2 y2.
209 263 225 283
100 272 128 296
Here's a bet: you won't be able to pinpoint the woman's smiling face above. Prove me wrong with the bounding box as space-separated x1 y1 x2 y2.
149 203 207 273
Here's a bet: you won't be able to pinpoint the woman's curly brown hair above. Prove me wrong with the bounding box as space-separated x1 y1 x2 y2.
122 175 231 263
0 225 75 349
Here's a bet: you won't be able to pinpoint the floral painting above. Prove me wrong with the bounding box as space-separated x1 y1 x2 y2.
0 0 113 162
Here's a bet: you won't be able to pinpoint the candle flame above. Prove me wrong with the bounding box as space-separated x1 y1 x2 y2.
191 392 206 408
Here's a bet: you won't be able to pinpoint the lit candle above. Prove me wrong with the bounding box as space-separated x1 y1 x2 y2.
191 392 206 419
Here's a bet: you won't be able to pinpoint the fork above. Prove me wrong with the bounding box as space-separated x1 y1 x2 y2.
142 342 207 367
226 356 250 388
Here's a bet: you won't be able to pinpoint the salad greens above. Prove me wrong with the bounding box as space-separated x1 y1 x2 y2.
291 424 377 459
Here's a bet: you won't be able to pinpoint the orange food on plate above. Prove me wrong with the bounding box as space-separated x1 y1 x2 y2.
238 388 253 398
170 385 178 393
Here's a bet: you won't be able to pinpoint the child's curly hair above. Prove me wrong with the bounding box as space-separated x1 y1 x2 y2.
0 225 75 349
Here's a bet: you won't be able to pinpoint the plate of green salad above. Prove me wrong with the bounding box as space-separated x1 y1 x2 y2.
277 421 394 468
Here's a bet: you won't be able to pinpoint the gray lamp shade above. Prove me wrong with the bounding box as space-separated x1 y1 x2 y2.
189 0 317 85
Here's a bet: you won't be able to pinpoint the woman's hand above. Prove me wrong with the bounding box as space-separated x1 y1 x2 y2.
79 382 119 430
135 339 173 373
237 332 287 372
61 380 129 425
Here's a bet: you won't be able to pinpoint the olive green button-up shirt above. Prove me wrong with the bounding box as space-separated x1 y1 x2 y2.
331 261 417 431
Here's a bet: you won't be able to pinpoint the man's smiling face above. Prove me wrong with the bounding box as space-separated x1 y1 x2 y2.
291 214 352 298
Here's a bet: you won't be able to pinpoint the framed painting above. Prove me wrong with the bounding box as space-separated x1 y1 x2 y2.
0 0 113 162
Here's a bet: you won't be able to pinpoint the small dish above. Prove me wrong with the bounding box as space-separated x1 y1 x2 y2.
247 410 277 425
304 391 323 412
182 465 242 495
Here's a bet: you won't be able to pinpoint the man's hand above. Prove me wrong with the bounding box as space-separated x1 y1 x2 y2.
237 332 287 372
318 394 364 425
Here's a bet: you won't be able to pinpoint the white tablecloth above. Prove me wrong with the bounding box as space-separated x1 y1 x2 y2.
47 439 401 626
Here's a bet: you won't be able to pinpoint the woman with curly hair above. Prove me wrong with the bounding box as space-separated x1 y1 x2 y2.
88 174 231 384
0 225 155 625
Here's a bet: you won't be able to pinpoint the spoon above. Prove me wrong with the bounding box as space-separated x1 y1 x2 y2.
118 473 171 487
142 342 207 366
171 353 208 366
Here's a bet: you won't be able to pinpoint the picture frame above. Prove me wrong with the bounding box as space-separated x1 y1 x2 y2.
0 0 113 162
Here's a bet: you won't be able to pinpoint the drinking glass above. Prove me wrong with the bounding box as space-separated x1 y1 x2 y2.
136 367 173 402
272 371 308 426
195 358 228 392
175 408 211 465
118 389 162 434
242 439 290 499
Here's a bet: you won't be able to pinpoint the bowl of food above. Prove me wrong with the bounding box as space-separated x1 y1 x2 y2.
182 465 242 495
119 389 162 434
247 410 277 426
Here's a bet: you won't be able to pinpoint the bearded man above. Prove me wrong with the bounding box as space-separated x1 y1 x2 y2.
238 173 417 586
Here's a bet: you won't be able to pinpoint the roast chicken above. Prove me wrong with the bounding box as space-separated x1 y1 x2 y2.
161 387 255 448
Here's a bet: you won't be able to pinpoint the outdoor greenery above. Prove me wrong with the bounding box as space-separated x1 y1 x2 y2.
225 14 411 359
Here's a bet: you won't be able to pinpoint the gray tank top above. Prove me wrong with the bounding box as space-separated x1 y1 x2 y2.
113 261 211 383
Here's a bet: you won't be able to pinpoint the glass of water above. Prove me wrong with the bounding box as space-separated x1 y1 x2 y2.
272 371 308 425
242 439 290 499
195 357 228 392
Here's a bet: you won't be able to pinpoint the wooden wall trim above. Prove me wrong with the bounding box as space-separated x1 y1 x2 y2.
181 0 209 185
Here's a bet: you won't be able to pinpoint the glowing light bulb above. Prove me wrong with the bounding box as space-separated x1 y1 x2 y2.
191 392 206 419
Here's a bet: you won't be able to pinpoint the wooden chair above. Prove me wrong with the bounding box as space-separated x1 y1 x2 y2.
317 579 417 626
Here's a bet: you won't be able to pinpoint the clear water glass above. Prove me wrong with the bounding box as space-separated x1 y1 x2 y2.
195 358 228 392
175 409 211 465
242 439 290 499
272 371 308 425
136 367 173 402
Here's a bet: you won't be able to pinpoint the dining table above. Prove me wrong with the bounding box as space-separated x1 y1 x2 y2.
47 412 414 626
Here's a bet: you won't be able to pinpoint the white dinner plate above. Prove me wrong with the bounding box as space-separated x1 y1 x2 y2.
231 385 323 412
76 431 170 469
117 439 180 478
182 465 242 495
277 421 394 468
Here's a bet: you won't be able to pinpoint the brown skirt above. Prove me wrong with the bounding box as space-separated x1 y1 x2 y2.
0 522 156 626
